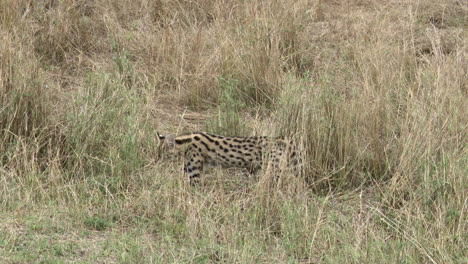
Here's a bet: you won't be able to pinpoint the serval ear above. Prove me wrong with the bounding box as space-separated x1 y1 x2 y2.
157 132 165 140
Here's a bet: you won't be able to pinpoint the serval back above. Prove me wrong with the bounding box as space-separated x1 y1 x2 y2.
157 132 300 185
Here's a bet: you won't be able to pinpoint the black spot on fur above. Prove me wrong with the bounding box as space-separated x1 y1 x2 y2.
176 138 192 144
194 136 200 141
200 133 215 143
201 141 211 151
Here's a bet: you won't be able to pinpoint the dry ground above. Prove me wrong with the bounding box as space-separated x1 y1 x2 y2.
0 0 467 263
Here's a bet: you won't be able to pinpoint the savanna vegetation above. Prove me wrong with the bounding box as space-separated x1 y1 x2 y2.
0 0 466 263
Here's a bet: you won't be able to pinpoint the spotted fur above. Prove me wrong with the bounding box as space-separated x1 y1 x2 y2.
157 132 300 185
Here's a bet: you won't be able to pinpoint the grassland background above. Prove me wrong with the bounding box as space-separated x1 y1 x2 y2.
0 0 466 263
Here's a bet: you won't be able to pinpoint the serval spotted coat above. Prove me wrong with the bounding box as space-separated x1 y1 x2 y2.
157 132 300 185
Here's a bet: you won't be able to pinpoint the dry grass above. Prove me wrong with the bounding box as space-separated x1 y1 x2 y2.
0 0 467 263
